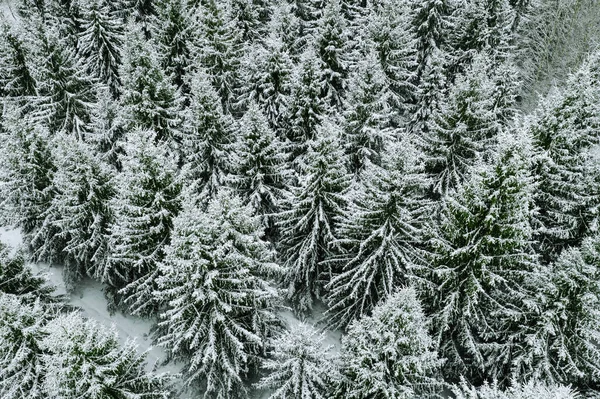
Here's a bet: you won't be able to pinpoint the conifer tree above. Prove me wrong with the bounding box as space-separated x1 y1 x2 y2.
88 86 126 169
314 0 349 110
77 0 124 96
269 3 305 60
240 36 294 133
0 115 56 237
179 70 236 203
278 121 350 313
452 380 577 399
286 49 328 161
332 288 443 399
231 103 288 235
155 191 281 397
119 21 182 143
256 323 338 399
326 141 428 329
0 293 50 399
410 0 450 82
0 23 37 106
530 57 600 264
425 136 540 384
106 129 181 314
41 312 172 399
341 52 394 176
228 0 265 43
30 25 96 138
195 0 243 113
30 135 115 290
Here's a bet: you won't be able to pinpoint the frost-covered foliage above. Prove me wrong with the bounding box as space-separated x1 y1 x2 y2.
40 312 171 399
256 322 338 399
332 288 443 399
155 191 281 397
452 379 578 399
278 121 350 313
0 293 50 399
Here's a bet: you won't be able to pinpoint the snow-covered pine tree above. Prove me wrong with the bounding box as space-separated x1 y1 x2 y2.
514 236 600 388
106 129 181 314
0 243 59 303
152 0 198 93
332 288 443 399
421 54 498 198
228 0 265 43
424 135 540 384
314 0 349 110
530 55 600 264
240 35 294 133
231 102 288 236
269 2 305 60
29 24 96 138
119 21 183 143
195 0 244 114
0 293 50 399
179 69 236 203
77 0 124 97
0 114 56 237
41 312 171 399
341 51 394 176
88 86 126 169
29 134 115 290
45 0 86 48
452 380 578 399
277 120 350 313
255 322 338 399
286 48 328 162
326 141 428 330
365 0 417 123
0 23 37 107
155 191 282 397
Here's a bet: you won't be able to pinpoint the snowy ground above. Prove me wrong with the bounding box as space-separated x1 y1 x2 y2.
0 226 341 398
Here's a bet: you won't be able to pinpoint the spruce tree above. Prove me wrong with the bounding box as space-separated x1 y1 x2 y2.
277 121 350 313
30 135 115 290
119 21 183 143
410 0 450 82
452 380 577 399
326 141 427 329
530 57 600 264
0 23 37 106
341 52 394 176
425 136 540 384
41 312 172 399
228 0 265 43
179 69 236 203
77 0 124 96
155 191 282 397
88 86 126 169
0 293 50 399
231 103 288 235
332 288 443 399
255 322 338 399
106 129 181 314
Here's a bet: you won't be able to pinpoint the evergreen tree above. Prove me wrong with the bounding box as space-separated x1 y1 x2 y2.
30 135 115 290
240 36 294 133
286 48 327 161
88 86 126 169
195 0 243 113
410 0 450 82
106 129 181 314
77 0 124 96
155 191 282 397
269 2 305 60
425 136 541 384
341 52 394 176
452 380 577 399
277 121 350 313
231 103 288 235
256 322 338 399
332 288 443 399
326 141 428 329
0 23 37 106
0 293 50 399
41 312 172 399
179 69 235 203
0 114 56 237
530 57 600 264
228 0 265 43
314 0 349 110
30 24 96 138
119 21 183 143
